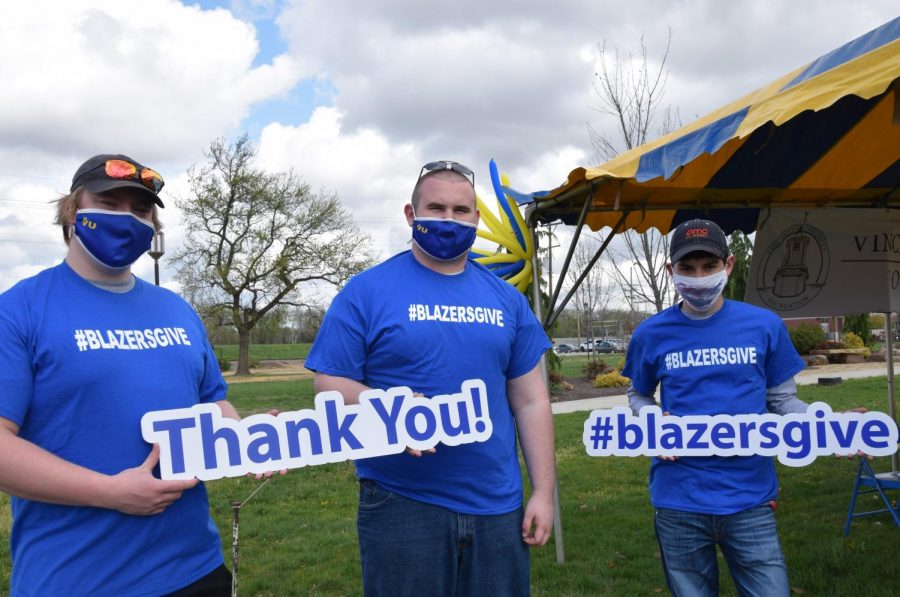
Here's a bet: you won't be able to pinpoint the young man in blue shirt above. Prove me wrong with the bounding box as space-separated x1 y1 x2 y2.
0 154 236 596
623 219 807 597
306 161 556 596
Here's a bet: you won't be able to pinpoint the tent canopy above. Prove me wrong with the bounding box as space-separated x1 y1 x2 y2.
529 17 900 236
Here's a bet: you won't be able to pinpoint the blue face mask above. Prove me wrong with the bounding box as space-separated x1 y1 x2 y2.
411 210 477 261
73 208 155 270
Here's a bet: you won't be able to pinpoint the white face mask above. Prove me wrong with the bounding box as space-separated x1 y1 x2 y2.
673 269 728 313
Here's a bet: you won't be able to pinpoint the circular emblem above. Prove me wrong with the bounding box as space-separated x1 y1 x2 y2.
755 223 829 311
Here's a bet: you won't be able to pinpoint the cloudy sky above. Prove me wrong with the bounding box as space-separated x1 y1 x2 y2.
0 0 896 294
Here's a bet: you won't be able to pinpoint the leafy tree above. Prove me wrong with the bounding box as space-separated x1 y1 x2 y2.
173 135 373 375
843 313 872 345
724 231 753 300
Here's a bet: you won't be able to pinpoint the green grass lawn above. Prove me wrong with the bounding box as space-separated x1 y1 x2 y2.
2 377 899 595
215 343 312 362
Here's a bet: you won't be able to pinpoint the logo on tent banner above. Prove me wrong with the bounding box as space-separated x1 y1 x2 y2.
755 223 830 311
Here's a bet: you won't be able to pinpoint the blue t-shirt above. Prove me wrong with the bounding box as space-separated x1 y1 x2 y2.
622 299 805 515
0 262 226 596
305 251 550 515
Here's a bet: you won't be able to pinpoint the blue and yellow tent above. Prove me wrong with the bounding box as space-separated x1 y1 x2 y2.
530 17 900 236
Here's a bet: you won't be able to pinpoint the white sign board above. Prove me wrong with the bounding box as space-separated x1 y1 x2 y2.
583 403 898 466
745 208 900 317
142 380 493 480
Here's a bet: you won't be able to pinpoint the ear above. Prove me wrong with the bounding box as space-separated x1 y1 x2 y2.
404 203 415 227
725 254 736 275
666 262 674 276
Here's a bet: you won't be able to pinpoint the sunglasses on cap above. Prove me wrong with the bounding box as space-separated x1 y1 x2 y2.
418 160 475 187
85 159 165 194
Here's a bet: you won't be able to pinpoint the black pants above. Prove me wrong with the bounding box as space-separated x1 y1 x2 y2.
164 564 232 597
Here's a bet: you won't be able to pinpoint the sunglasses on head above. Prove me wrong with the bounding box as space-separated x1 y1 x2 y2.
419 160 475 187
88 159 165 193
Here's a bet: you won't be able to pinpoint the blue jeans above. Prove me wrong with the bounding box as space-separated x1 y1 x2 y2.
357 479 530 597
654 505 789 597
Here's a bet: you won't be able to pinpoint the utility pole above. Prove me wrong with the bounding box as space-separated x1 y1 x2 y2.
148 230 165 286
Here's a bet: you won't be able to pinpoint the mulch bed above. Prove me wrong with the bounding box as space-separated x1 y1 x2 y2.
551 376 627 403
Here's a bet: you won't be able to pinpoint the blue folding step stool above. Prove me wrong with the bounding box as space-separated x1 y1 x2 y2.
844 459 900 535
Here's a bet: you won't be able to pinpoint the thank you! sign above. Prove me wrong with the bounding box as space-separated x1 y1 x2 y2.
142 380 492 480
745 208 900 316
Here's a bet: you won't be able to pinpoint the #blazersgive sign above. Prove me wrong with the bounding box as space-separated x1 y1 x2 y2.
584 404 898 466
142 380 492 481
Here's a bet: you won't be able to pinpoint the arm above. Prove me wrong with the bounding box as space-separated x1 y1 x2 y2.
0 416 197 515
627 384 657 414
765 378 869 458
314 372 371 406
765 378 808 415
216 399 241 420
507 364 556 547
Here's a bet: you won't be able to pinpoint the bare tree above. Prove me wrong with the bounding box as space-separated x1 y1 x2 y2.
172 135 374 375
567 236 614 348
588 30 673 162
589 30 679 313
606 231 674 314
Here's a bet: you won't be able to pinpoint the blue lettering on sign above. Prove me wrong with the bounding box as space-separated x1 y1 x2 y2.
583 403 899 467
141 379 494 480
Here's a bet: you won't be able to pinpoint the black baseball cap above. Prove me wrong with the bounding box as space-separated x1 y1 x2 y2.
70 154 165 207
669 218 729 262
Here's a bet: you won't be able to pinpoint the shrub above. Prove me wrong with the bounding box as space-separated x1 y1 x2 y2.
843 332 864 349
217 353 231 372
583 359 612 380
593 371 631 388
815 339 845 351
548 369 565 391
546 349 561 372
840 332 871 359
843 314 871 345
789 324 826 355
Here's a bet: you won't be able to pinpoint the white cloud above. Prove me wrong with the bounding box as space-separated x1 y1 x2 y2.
0 0 301 163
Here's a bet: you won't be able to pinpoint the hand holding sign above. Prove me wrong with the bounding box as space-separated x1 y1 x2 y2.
107 444 199 515
406 392 437 457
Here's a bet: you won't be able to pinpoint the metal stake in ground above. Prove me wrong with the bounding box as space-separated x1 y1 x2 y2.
231 501 240 597
231 477 273 596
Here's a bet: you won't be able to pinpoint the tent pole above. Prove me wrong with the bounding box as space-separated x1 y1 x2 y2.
885 312 897 472
545 211 628 329
529 226 565 564
546 191 594 325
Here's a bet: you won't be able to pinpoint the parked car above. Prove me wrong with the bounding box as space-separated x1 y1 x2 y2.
604 338 627 352
593 341 616 354
578 340 615 353
554 343 575 354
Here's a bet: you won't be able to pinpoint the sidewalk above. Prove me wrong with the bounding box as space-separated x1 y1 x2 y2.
551 362 894 415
